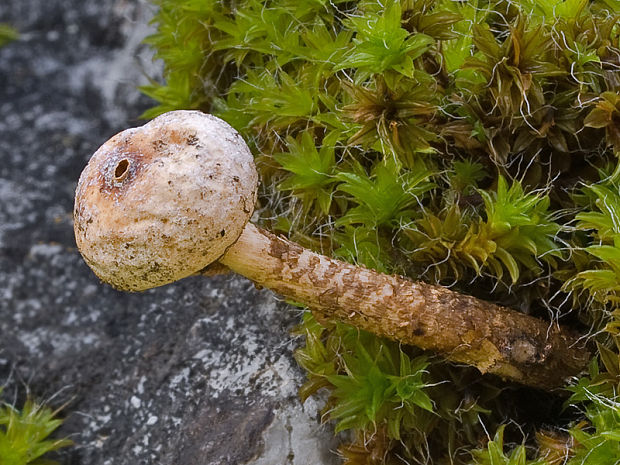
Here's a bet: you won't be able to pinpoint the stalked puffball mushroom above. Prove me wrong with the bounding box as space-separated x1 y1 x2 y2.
74 111 257 291
74 110 588 390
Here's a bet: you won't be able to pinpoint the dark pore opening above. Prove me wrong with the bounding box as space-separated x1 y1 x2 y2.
114 159 130 181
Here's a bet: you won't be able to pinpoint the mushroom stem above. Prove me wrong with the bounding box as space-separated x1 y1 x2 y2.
221 223 589 390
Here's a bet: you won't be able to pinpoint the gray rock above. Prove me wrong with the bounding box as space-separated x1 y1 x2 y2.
0 1 339 463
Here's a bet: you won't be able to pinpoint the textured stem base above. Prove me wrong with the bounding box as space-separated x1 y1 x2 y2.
221 223 589 389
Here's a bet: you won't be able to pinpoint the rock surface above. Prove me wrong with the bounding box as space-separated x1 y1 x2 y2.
0 1 339 463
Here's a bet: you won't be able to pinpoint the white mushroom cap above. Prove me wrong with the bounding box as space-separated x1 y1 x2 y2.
74 110 258 291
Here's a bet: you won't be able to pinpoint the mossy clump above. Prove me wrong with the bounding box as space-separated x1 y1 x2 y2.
142 0 619 463
0 391 72 465
0 24 18 48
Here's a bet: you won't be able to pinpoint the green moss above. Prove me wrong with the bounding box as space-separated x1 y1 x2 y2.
0 24 18 47
141 0 620 462
470 425 546 465
0 392 71 465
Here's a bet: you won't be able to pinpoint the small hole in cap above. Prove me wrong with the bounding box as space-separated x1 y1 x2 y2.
114 159 130 182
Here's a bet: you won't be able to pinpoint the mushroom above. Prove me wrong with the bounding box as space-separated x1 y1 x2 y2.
74 110 588 389
74 111 258 291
